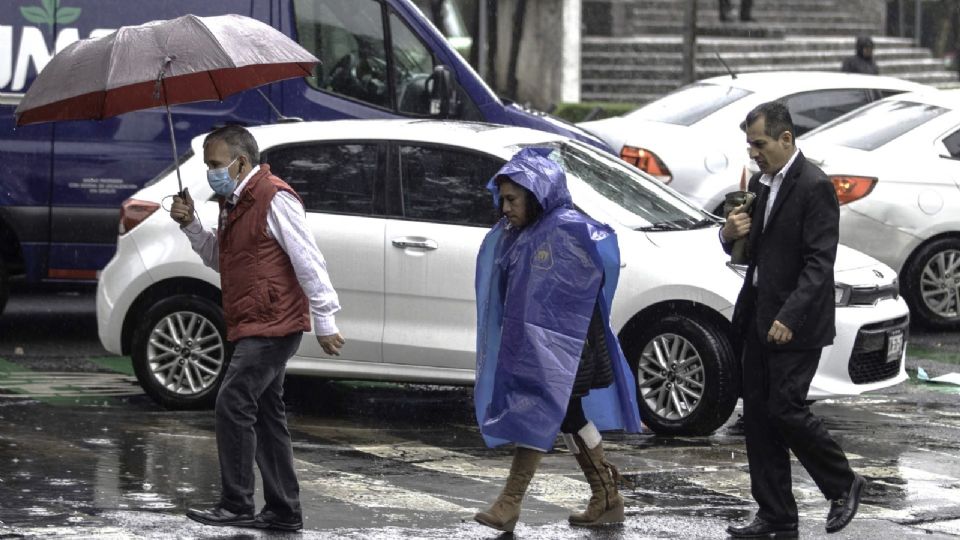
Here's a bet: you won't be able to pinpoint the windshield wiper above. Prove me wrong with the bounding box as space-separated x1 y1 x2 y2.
690 217 721 229
639 221 684 232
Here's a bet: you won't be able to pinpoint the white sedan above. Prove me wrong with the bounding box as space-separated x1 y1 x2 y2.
96 119 910 435
801 89 960 329
579 71 928 214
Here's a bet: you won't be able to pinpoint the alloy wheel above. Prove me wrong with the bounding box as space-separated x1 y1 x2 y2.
146 310 226 396
637 332 705 421
920 248 960 320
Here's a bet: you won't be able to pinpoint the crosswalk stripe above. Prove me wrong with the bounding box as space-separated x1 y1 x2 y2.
0 371 142 398
295 424 592 510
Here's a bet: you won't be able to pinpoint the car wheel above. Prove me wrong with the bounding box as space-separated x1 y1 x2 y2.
624 314 738 436
131 295 231 409
903 237 960 329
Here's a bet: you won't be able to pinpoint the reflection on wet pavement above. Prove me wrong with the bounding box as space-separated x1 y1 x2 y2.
0 373 958 538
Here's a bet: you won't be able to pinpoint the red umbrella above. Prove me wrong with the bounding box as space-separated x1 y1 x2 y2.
15 13 319 193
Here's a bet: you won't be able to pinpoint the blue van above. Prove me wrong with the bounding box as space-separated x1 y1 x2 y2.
0 0 606 314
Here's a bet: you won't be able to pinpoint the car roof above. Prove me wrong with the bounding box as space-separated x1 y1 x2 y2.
191 119 568 159
697 71 929 93
876 87 960 109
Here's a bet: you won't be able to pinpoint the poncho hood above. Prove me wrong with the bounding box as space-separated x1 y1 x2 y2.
486 147 572 215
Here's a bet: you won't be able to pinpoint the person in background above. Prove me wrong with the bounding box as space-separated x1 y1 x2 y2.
473 148 642 533
720 0 755 22
842 35 880 74
721 102 866 538
170 125 344 532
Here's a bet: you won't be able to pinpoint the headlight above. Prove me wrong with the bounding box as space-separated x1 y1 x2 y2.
835 283 852 307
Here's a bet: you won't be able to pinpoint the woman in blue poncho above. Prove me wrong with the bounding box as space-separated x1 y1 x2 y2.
473 148 642 532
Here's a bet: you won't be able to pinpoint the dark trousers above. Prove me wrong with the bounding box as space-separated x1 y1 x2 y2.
719 0 753 19
742 327 854 523
561 395 589 434
215 332 303 517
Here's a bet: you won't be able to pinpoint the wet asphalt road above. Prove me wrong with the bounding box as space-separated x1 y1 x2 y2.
1 289 960 539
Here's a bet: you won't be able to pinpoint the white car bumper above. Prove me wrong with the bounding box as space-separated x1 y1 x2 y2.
809 296 910 399
97 233 152 355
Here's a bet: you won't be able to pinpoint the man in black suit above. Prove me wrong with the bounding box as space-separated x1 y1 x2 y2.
721 101 865 538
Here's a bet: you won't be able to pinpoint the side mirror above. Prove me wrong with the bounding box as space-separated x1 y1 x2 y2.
425 65 459 119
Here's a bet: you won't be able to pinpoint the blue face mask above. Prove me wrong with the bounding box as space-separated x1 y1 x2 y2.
207 157 239 197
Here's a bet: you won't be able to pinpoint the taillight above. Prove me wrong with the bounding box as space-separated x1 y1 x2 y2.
620 145 672 184
830 175 877 205
119 198 161 234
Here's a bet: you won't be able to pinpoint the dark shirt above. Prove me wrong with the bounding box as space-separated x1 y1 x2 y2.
841 55 879 75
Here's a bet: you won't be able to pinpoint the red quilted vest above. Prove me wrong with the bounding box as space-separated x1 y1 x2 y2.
218 165 310 341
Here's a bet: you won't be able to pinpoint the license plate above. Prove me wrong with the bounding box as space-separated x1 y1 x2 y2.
886 330 904 362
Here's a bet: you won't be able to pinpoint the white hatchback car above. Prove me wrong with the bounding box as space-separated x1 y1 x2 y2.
801 89 960 329
579 72 929 214
97 119 910 435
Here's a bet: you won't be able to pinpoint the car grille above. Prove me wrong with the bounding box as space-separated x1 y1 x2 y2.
849 281 899 306
848 316 909 384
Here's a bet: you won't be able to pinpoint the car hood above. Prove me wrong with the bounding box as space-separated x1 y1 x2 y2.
642 225 896 287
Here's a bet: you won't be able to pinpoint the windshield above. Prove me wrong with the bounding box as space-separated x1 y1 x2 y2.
519 141 714 230
803 99 949 150
626 83 752 126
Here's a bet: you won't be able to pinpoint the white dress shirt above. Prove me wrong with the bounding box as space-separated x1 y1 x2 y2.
181 165 341 336
752 147 800 285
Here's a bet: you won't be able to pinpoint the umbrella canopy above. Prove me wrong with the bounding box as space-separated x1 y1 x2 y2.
15 13 318 125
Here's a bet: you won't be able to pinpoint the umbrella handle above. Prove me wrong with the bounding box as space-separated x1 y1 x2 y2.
165 100 184 196
152 58 184 194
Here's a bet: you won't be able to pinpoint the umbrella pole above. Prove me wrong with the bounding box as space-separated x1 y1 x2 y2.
164 100 184 196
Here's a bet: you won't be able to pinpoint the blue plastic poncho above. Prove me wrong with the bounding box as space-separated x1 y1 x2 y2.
474 147 642 451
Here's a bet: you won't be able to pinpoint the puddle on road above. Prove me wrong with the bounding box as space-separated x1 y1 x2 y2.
0 380 959 537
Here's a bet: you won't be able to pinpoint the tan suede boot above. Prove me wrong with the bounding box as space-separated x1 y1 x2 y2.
568 425 625 527
474 447 543 532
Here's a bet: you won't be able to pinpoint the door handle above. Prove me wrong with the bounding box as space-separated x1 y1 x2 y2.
391 236 438 250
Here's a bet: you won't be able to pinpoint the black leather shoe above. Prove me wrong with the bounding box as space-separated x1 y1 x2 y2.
254 509 304 531
186 506 255 527
727 516 798 538
826 473 866 533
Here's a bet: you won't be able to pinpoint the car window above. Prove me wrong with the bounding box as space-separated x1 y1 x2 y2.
389 11 435 115
941 128 960 158
626 83 751 126
784 89 871 136
803 99 949 151
293 0 391 109
263 142 383 216
516 142 711 230
397 144 502 226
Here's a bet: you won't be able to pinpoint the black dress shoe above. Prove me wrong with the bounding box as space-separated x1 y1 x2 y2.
826 473 866 533
254 509 304 531
186 506 255 527
727 516 798 538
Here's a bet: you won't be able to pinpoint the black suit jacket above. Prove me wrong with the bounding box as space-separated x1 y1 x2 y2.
725 151 839 351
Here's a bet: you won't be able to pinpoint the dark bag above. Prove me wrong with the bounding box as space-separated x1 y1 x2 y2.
723 190 757 265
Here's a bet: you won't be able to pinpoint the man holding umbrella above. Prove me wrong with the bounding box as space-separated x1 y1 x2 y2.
170 125 344 531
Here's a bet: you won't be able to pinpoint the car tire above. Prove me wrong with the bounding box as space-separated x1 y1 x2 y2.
624 314 739 436
131 295 231 409
902 237 960 329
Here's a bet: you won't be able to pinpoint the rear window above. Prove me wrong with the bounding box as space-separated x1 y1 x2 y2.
626 83 751 126
804 99 948 150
